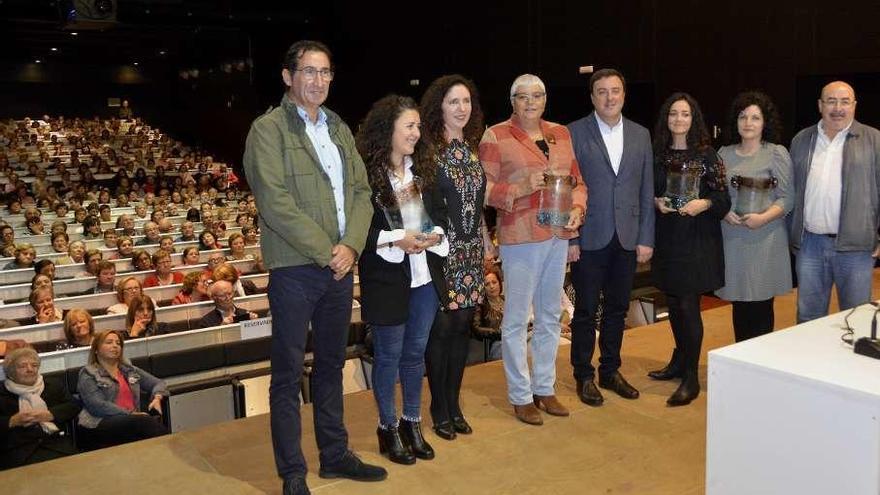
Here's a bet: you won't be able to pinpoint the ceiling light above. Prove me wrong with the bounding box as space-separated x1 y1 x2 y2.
50 47 58 52
70 32 78 36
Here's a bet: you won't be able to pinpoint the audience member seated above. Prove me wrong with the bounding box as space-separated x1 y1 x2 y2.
0 347 80 469
131 249 153 272
34 259 56 280
143 250 183 287
30 274 53 293
136 222 161 246
225 233 252 262
124 296 169 338
106 277 147 315
81 216 102 239
4 243 35 270
76 330 168 449
23 287 63 326
115 215 136 237
57 240 85 266
211 262 252 297
159 236 175 253
80 261 116 295
198 230 220 251
472 268 504 361
62 309 95 349
116 235 135 259
24 217 44 236
171 271 210 305
50 232 69 254
177 221 196 242
181 247 200 266
157 218 174 235
0 225 14 251
196 280 257 329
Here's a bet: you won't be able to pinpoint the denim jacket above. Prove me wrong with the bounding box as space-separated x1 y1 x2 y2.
76 362 167 429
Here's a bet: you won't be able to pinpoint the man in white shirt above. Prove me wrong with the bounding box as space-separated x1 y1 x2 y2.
789 81 880 322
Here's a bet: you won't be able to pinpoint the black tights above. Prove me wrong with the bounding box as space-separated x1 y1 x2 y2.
731 298 775 342
425 308 474 425
666 293 704 372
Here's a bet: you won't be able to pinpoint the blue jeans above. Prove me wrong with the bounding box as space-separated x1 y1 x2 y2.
498 237 568 405
268 265 353 480
371 283 439 427
796 231 874 323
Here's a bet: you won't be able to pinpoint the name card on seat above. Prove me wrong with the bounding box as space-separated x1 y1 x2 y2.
241 316 271 340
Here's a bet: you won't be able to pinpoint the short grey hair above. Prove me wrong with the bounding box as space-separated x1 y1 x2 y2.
3 347 39 382
509 74 546 99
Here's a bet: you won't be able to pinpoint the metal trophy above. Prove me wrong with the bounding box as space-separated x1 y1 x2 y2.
537 171 576 226
731 175 777 216
663 161 703 210
379 176 435 235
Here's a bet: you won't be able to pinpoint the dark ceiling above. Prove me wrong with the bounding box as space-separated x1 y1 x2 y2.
1 0 317 68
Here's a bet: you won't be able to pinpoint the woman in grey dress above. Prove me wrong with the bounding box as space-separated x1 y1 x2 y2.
716 91 793 342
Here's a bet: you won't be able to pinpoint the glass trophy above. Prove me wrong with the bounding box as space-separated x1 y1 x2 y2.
731 175 777 215
537 171 576 226
663 162 703 210
379 176 435 235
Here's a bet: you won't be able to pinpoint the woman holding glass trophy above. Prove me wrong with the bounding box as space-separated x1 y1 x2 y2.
355 95 449 465
716 92 793 342
479 74 586 426
651 93 730 406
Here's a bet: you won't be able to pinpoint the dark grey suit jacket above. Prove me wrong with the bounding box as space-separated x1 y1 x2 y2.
568 112 655 251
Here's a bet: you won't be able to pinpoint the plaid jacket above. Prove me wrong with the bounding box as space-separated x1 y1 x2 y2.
479 115 587 245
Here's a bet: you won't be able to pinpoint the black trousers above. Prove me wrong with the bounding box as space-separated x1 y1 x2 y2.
78 414 168 449
425 307 474 424
731 298 774 342
268 265 353 480
666 293 704 372
570 234 637 380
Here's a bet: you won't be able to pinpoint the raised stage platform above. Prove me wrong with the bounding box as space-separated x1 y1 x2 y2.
5 275 877 495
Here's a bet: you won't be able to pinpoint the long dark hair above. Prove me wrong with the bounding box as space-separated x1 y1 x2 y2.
356 95 434 208
723 91 782 145
419 74 484 153
652 92 712 155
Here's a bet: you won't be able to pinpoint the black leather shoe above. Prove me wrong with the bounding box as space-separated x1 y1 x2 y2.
598 371 640 399
575 379 604 407
320 450 389 480
451 416 473 434
433 421 457 440
282 477 310 495
667 371 700 407
399 419 435 460
648 349 684 380
375 426 416 465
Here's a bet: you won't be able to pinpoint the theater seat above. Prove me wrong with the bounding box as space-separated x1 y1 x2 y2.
148 343 225 378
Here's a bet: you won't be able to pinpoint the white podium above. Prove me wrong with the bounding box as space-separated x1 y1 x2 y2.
707 304 880 495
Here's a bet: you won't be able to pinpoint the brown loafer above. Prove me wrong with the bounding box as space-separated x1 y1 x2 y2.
513 403 543 425
533 394 570 417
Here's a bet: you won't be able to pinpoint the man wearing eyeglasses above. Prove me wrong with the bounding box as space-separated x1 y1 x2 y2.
789 81 880 323
243 40 381 495
566 69 654 407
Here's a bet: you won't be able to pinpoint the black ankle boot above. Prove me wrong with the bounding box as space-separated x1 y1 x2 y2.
399 418 435 460
376 425 416 465
667 370 700 407
648 348 684 380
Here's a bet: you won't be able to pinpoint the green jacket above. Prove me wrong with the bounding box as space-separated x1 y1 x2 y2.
242 96 373 269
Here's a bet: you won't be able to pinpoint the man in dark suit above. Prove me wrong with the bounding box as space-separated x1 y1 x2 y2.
196 280 257 329
567 69 655 406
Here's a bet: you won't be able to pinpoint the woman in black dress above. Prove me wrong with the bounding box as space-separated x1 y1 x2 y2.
419 75 490 440
650 93 731 406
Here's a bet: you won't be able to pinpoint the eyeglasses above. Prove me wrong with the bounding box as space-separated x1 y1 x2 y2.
821 98 854 108
513 92 546 103
293 66 335 81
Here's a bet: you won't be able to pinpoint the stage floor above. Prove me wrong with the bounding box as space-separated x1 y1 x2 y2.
6 274 878 494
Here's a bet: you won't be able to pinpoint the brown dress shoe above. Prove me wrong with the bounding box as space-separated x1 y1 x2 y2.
513 403 543 425
533 394 570 416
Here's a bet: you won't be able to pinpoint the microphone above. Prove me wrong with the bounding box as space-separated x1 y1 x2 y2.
854 303 880 359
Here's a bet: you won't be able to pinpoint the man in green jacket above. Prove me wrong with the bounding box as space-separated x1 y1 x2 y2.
243 40 384 495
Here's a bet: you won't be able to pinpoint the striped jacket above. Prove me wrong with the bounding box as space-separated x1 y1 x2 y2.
479 115 587 245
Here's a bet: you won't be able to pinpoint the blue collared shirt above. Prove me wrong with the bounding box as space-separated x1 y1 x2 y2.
296 105 346 237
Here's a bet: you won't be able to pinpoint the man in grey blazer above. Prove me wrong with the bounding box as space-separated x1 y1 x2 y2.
567 69 655 406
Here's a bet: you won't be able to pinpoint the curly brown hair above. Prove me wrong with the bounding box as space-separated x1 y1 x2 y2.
419 75 484 153
355 95 435 208
723 91 783 145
